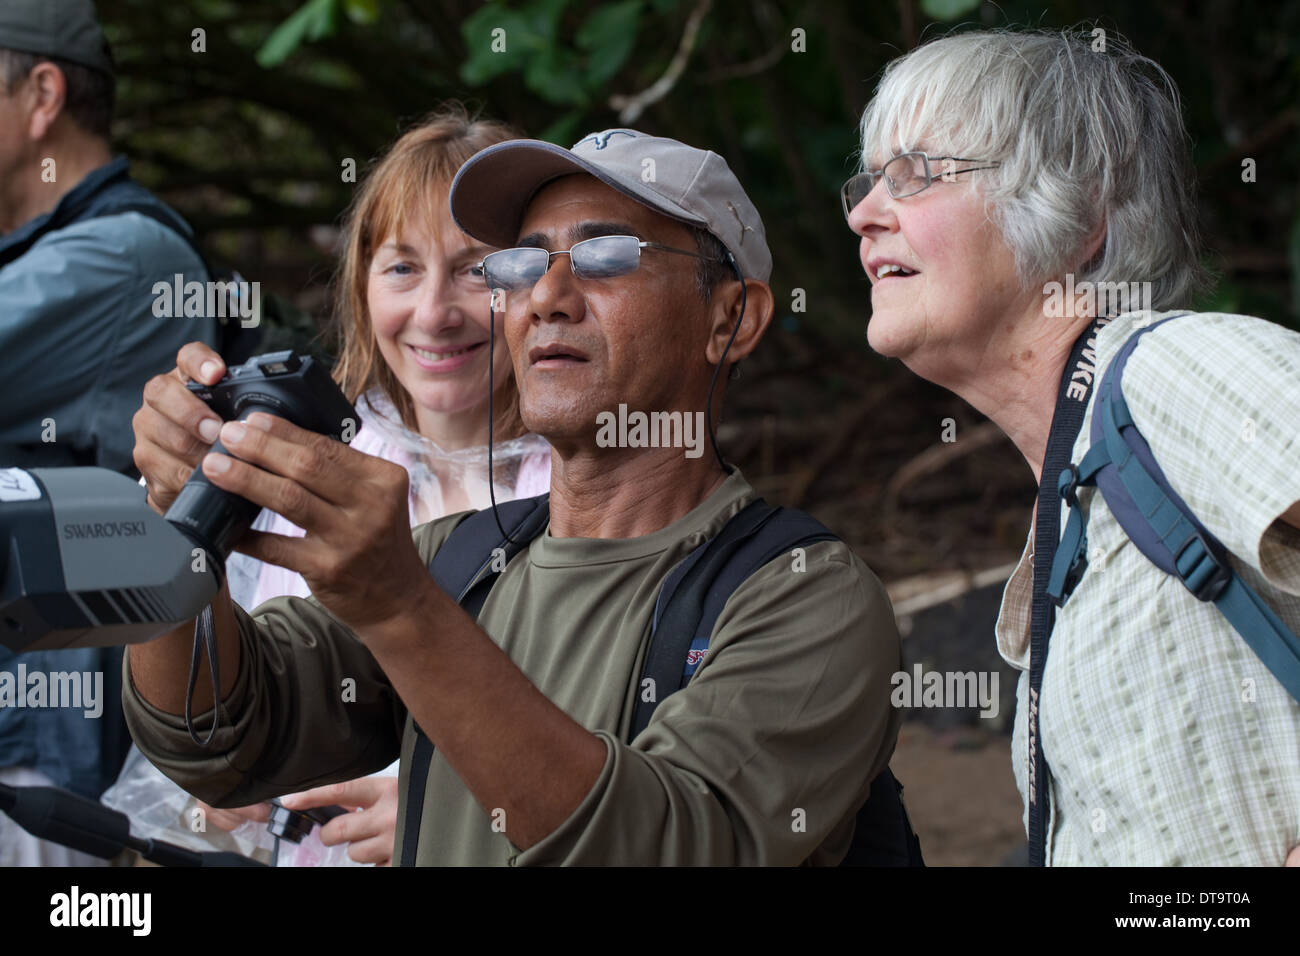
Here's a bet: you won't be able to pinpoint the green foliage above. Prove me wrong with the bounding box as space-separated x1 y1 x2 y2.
460 1 560 85
576 0 643 87
460 0 643 107
342 0 380 25
538 110 586 146
256 0 341 68
921 0 983 21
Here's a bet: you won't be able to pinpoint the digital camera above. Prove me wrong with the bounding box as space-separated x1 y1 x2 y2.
165 351 357 564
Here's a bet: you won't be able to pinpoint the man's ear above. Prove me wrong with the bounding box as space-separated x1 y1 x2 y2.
704 278 775 367
24 62 67 141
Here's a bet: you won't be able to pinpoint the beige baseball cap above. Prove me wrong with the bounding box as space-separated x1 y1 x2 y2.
448 128 772 282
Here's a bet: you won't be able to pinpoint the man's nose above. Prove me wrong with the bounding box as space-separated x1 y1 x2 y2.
527 251 584 323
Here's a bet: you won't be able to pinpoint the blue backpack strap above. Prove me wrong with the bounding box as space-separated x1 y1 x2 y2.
1050 314 1188 602
1048 315 1300 703
399 494 549 867
634 499 923 866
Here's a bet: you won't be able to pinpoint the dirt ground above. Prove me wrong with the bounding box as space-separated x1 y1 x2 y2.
884 579 1030 867
890 721 1027 866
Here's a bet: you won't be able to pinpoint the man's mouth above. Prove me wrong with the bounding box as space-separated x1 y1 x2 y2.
529 344 590 366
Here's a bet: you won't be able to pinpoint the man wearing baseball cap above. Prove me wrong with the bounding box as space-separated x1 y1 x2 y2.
0 0 216 865
123 129 904 865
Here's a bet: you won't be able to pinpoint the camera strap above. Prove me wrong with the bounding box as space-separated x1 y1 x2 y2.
1027 316 1111 866
184 604 225 747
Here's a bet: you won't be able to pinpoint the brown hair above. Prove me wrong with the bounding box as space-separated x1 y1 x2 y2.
330 102 525 439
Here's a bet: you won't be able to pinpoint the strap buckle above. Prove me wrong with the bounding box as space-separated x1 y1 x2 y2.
1173 531 1232 602
1047 464 1089 607
1050 540 1089 608
1057 464 1081 508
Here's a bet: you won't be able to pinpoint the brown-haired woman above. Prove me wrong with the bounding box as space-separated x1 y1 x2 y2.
228 102 549 611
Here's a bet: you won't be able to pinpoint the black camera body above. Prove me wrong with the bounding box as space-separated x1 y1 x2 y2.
165 351 357 565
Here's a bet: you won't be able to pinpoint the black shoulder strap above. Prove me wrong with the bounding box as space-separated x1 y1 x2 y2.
398 495 549 867
399 493 921 866
630 499 834 737
1028 317 1112 866
0 187 204 271
428 495 551 612
630 498 923 866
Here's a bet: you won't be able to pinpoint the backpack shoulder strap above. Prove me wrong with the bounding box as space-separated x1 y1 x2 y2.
428 494 550 611
1048 314 1300 702
1048 315 1187 601
630 499 834 738
631 497 923 866
399 494 549 866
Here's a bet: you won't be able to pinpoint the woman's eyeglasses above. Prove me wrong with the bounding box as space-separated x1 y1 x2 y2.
840 151 1000 222
478 234 727 292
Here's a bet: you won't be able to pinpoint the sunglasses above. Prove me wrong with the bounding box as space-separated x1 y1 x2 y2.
840 151 1000 222
479 234 729 292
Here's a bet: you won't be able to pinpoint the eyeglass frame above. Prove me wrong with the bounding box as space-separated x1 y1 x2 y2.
840 151 1001 221
476 234 732 293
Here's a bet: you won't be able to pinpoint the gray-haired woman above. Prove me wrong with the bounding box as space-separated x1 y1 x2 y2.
844 27 1300 865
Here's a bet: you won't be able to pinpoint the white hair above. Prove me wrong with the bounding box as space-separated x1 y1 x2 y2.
857 26 1211 310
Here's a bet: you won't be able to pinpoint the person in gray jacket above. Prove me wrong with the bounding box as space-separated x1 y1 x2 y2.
0 0 217 865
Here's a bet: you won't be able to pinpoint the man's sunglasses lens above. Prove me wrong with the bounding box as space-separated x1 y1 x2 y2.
483 248 547 291
572 235 641 279
483 236 645 290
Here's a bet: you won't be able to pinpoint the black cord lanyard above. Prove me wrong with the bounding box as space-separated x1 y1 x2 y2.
1028 316 1112 866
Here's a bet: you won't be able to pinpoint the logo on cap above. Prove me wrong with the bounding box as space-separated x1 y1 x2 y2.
576 130 637 151
726 202 754 248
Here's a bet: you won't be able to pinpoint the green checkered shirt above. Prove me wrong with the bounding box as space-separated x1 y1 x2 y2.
997 309 1300 865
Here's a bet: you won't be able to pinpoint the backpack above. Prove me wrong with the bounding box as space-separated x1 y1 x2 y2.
1047 314 1300 702
0 161 263 368
86 201 263 367
399 493 925 867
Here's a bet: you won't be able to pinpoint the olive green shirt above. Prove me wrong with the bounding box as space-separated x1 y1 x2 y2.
123 470 902 865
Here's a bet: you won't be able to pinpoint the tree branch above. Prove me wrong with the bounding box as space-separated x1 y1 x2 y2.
609 0 713 124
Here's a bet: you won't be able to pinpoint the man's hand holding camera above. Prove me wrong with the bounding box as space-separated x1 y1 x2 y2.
134 339 435 637
202 410 430 638
202 416 605 850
